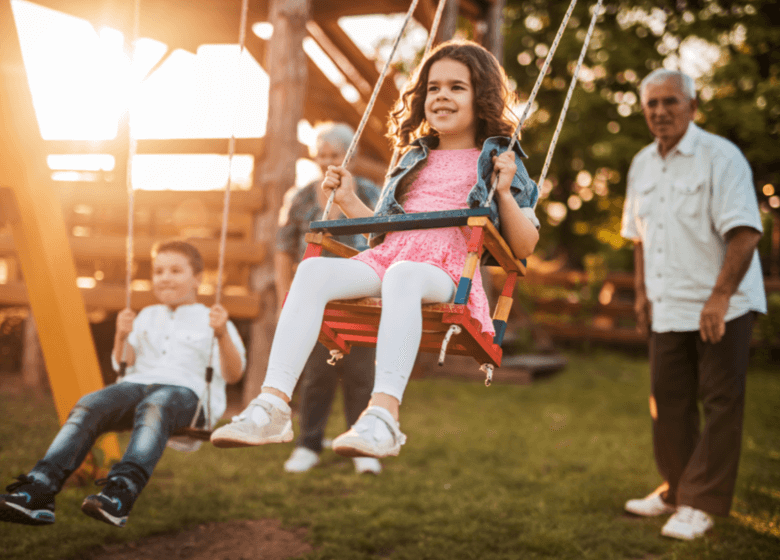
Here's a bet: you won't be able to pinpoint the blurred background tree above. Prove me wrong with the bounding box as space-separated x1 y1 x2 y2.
497 0 780 272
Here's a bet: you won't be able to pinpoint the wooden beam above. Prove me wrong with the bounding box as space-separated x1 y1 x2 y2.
0 235 268 265
0 0 120 463
44 138 266 156
0 282 260 319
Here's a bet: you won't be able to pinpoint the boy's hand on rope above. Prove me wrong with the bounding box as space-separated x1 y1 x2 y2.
115 308 136 341
209 304 229 339
492 151 517 196
321 165 357 208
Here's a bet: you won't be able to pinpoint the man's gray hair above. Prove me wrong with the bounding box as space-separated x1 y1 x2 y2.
640 69 696 103
312 121 355 157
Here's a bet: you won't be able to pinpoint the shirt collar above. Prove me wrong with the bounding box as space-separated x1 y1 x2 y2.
654 121 698 158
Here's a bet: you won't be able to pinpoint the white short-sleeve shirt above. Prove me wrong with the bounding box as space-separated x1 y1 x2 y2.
620 122 766 333
112 303 247 423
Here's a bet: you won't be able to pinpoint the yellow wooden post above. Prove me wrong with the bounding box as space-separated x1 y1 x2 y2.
0 1 120 466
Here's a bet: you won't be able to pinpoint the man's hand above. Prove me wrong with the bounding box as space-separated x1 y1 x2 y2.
210 304 229 339
699 293 729 343
634 291 652 337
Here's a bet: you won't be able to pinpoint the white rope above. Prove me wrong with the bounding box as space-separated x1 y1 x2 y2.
119 0 142 373
192 0 251 431
483 0 578 206
387 0 449 173
322 0 421 219
537 0 604 190
424 0 449 57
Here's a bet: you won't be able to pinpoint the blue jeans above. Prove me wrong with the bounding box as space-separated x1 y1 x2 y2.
30 383 199 495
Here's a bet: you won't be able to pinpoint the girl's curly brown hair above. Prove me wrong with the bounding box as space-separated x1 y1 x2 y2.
387 40 519 150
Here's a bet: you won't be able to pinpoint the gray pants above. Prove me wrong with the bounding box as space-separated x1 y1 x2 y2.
649 312 754 516
297 344 375 453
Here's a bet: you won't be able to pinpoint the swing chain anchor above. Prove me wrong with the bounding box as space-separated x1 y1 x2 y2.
327 349 344 366
438 325 462 366
480 363 494 387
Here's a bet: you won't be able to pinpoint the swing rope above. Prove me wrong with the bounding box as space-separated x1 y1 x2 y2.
321 0 422 220
118 0 142 378
483 0 578 207
189 0 251 432
387 0 449 173
537 0 604 190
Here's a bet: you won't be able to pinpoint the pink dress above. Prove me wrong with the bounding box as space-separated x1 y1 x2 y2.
352 148 494 335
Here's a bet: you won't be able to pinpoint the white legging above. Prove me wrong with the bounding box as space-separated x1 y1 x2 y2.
263 257 455 403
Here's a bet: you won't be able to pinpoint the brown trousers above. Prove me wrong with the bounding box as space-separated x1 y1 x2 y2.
649 312 754 517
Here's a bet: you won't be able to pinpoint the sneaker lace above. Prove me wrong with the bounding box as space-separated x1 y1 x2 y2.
94 477 131 495
6 474 36 493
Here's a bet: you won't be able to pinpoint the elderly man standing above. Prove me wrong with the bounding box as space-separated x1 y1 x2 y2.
620 69 766 540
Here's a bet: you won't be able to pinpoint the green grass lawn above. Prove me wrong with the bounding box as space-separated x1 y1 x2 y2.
1 350 778 559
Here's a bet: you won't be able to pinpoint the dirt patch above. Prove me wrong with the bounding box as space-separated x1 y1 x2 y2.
83 519 313 560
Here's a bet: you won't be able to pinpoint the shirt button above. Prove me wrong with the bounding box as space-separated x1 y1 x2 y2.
162 351 166 355
659 197 665 203
657 248 662 253
657 272 662 277
658 224 663 229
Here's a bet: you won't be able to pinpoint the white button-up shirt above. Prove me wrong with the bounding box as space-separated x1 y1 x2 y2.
112 303 247 423
621 122 766 333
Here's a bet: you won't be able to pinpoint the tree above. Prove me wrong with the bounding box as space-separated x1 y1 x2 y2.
502 0 780 271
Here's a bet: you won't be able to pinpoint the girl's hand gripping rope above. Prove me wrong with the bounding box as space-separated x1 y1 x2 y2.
321 166 357 212
491 150 517 197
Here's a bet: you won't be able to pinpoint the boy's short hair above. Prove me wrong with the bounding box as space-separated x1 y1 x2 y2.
151 240 204 275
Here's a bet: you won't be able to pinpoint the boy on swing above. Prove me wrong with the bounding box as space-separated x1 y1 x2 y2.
0 240 246 528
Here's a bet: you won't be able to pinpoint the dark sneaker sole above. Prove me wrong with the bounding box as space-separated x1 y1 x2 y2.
0 500 55 526
80 498 127 528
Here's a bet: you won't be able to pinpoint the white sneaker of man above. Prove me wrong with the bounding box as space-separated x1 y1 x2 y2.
211 396 293 448
284 447 320 473
624 493 676 517
332 406 406 458
661 505 714 540
353 457 382 475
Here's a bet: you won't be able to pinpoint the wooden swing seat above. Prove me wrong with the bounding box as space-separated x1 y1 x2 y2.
303 208 526 374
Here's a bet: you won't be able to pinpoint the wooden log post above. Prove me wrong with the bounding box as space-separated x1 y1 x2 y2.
484 0 506 62
440 0 459 42
244 0 310 406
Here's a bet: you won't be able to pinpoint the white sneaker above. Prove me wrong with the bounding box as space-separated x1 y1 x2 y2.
624 493 676 517
332 406 406 458
284 447 320 473
353 457 382 475
661 505 713 540
211 397 293 448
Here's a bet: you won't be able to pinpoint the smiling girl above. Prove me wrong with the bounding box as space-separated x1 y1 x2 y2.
212 40 540 459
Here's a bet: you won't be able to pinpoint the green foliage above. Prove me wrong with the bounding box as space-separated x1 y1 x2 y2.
503 0 780 269
1 352 779 559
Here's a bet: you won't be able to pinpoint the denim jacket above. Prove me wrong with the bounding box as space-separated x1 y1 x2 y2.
369 135 540 249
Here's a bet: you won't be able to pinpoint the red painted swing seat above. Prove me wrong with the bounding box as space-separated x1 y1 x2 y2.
302 208 526 377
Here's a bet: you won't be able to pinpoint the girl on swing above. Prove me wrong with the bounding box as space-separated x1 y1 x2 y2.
211 39 540 458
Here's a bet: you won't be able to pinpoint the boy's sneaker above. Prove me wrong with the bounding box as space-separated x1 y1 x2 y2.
80 477 136 528
333 406 406 458
0 475 55 526
284 447 320 473
661 505 714 540
211 397 293 448
353 457 382 474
